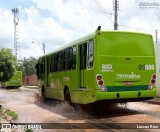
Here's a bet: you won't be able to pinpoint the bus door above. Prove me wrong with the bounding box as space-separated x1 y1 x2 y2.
79 43 87 88
39 58 45 85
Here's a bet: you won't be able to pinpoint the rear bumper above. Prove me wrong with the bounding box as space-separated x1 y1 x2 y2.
95 88 156 103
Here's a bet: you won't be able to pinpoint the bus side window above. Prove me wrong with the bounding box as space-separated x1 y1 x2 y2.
64 48 72 70
88 40 94 68
50 55 54 72
72 46 76 69
41 58 45 74
53 53 58 72
63 51 65 70
57 51 64 71
64 49 69 70
80 43 87 70
69 48 73 69
40 63 44 74
35 63 40 77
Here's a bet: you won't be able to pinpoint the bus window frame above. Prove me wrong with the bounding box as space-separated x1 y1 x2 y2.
72 46 76 70
88 39 94 69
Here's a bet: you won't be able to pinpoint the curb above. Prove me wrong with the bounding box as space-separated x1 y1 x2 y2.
24 86 38 89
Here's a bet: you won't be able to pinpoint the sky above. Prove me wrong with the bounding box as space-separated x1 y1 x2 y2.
0 0 160 60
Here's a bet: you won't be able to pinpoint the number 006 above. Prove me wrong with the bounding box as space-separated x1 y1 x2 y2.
145 65 154 70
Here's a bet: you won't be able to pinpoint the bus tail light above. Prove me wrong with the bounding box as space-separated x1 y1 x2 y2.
98 80 103 85
97 75 102 80
148 74 156 90
96 74 107 92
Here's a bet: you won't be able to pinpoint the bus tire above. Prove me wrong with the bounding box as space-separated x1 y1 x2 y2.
42 86 47 102
64 88 72 106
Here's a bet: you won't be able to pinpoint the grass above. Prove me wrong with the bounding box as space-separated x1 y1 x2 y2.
6 110 17 120
24 129 33 132
0 108 18 120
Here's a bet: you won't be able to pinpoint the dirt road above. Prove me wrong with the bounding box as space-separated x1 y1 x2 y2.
0 87 160 132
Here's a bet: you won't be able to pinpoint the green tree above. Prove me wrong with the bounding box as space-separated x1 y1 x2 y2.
23 57 37 76
0 48 16 83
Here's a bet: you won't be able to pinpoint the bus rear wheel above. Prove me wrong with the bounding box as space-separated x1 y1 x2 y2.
65 89 72 106
42 86 47 102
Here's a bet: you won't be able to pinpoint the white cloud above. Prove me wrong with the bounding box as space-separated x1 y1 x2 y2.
0 0 160 60
20 43 44 59
0 8 13 48
19 0 115 59
18 6 75 58
118 0 160 38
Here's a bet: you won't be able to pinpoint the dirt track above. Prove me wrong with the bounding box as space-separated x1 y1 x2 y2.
0 87 160 132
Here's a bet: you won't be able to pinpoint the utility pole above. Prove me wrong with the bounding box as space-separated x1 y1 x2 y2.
43 43 45 54
155 29 158 44
113 0 119 30
12 8 19 60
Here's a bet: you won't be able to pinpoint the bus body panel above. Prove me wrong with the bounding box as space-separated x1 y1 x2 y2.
93 32 156 103
97 56 155 91
5 71 22 88
36 31 156 104
95 89 156 102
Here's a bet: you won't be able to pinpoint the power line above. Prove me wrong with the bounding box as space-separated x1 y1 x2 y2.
96 0 112 17
94 0 156 34
30 42 45 54
119 24 153 32
94 0 113 24
95 0 120 30
119 0 130 6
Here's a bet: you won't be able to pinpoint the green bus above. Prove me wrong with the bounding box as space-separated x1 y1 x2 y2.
36 27 156 105
5 71 23 88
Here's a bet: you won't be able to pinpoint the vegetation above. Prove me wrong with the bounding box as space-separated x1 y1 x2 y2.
17 57 37 77
0 48 17 83
6 109 18 120
24 129 33 132
23 57 37 76
0 108 18 121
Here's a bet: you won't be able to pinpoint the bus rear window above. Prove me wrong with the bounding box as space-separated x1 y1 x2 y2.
98 33 154 56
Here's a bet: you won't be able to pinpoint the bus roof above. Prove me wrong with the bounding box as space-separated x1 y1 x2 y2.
38 30 152 59
39 32 96 58
101 30 152 36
